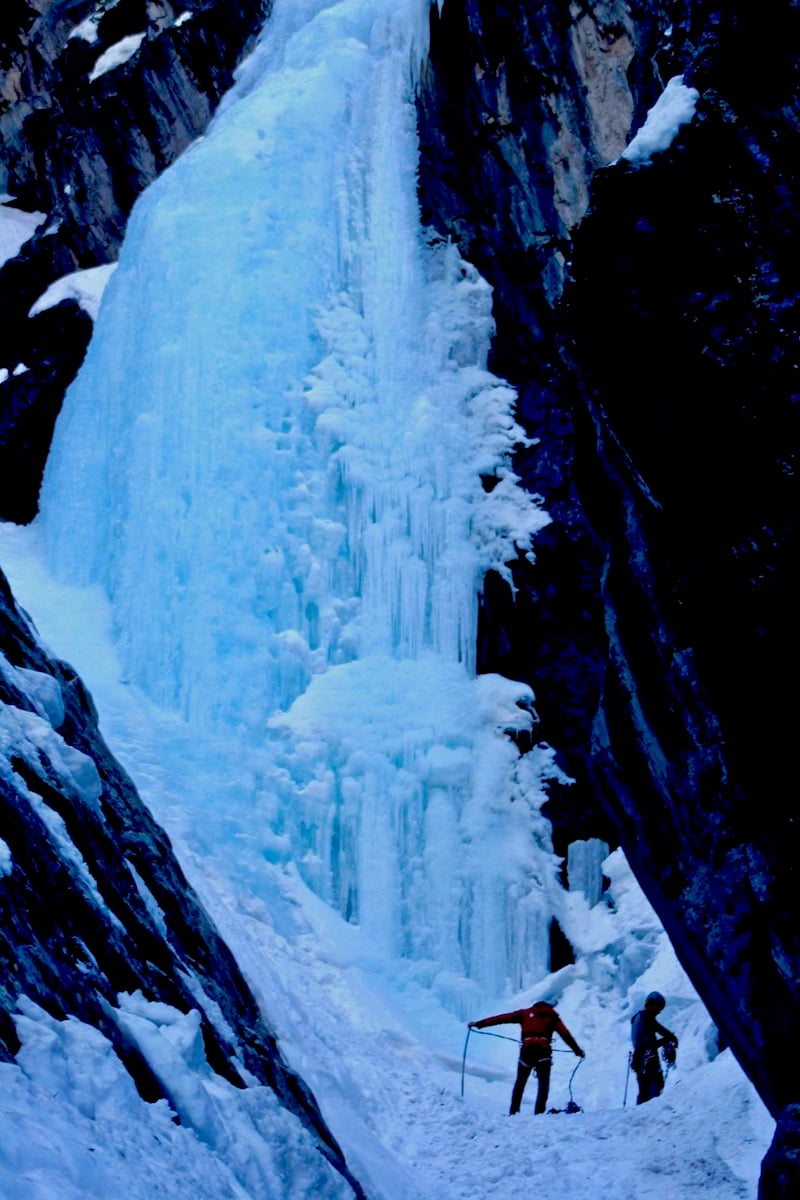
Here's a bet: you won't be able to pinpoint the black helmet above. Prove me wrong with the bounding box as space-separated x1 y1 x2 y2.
645 991 665 1010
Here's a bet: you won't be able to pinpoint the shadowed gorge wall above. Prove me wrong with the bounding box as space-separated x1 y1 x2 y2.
417 2 799 1188
563 0 799 1124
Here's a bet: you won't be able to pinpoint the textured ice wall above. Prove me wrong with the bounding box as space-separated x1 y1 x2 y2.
40 0 559 1007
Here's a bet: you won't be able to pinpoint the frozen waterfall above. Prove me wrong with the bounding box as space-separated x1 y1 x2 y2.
39 0 561 1011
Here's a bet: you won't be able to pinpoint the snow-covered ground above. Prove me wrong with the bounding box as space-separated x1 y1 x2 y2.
0 200 45 266
0 521 774 1199
0 0 775 1194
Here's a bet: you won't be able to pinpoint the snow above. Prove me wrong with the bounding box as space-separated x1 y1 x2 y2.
0 702 102 812
0 657 64 725
0 364 31 383
621 76 700 164
69 14 101 45
89 32 146 83
0 200 45 268
0 585 777 1196
127 859 169 936
3 997 350 1200
0 520 776 1197
29 264 117 322
0 0 774 1196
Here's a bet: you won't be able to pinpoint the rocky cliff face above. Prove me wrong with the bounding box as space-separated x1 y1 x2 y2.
564 0 799 1128
0 564 364 1195
416 0 671 858
0 0 268 522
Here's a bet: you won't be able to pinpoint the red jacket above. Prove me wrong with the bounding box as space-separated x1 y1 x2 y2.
474 1001 583 1055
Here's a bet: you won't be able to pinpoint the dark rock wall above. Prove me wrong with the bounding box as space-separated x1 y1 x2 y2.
2 0 267 254
564 0 799 1128
419 1 799 1185
417 0 672 852
0 566 363 1196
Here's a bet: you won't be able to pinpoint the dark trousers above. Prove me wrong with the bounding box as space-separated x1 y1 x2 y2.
634 1050 664 1104
510 1042 552 1114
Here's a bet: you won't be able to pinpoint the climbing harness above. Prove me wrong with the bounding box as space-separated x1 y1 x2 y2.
623 1048 657 1106
623 1041 677 1106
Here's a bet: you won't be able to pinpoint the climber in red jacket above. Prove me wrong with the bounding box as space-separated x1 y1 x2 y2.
469 1000 585 1115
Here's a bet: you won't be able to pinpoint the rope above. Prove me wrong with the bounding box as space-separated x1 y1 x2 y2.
567 1055 584 1104
467 1027 519 1044
460 1026 472 1098
467 1027 574 1048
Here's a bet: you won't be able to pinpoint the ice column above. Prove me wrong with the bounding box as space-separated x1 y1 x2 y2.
567 839 611 908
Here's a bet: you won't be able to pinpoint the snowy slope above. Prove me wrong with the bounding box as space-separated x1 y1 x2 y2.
0 522 773 1198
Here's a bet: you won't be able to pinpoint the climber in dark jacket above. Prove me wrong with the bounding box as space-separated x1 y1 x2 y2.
469 1000 585 1114
630 991 678 1104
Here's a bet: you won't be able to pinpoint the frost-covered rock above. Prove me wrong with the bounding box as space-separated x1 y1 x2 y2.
0 0 269 522
0 565 364 1197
